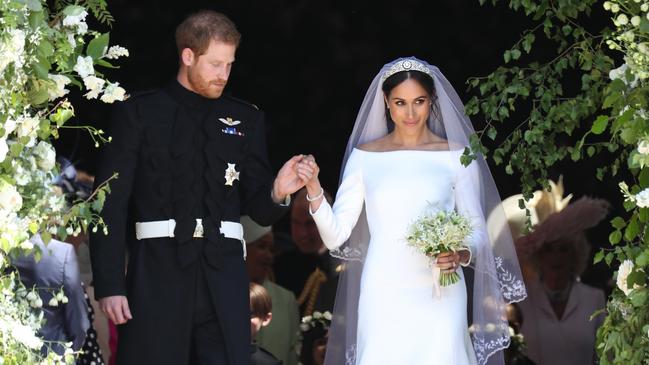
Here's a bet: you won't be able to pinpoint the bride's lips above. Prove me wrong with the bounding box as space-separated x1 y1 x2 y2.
403 120 419 126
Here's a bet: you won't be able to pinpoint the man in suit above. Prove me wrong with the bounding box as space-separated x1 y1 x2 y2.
89 10 311 365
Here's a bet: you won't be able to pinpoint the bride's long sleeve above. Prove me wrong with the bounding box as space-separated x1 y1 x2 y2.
310 150 365 251
454 160 488 265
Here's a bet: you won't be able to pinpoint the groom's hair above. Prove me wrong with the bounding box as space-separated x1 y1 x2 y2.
175 10 241 57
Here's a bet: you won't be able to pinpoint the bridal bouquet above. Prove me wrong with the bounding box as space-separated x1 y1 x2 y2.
406 208 473 291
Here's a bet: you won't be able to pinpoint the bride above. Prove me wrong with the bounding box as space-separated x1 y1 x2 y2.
295 58 527 365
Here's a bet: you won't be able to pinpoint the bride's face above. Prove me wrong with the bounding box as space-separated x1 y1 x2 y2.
385 78 432 133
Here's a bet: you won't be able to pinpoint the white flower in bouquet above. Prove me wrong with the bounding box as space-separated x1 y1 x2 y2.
101 82 126 103
73 55 94 78
47 74 71 101
0 182 22 212
405 207 473 289
105 45 129 59
617 259 640 296
34 141 56 171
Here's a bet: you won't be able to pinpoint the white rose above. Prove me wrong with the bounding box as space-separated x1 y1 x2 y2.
603 1 612 10
0 138 8 162
34 141 56 171
48 297 59 307
301 315 312 323
100 82 126 103
299 323 310 332
635 188 649 208
83 75 105 99
0 182 22 211
611 3 620 12
73 55 94 78
312 311 322 319
323 311 332 320
105 45 129 60
609 63 628 80
638 140 649 155
617 259 639 296
47 74 71 101
642 3 649 12
631 15 642 26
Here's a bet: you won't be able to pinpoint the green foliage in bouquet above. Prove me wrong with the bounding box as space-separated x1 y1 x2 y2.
406 209 473 286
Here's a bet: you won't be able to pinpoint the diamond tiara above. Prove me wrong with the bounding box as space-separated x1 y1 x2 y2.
380 59 433 83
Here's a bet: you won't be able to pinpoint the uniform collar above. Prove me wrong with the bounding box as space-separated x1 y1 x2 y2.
165 79 219 110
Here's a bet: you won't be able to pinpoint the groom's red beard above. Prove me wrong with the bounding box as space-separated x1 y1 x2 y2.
187 66 227 99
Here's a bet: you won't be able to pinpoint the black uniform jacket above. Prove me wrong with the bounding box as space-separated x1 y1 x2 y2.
89 80 288 365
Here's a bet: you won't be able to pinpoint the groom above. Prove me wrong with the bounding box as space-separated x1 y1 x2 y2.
89 10 307 365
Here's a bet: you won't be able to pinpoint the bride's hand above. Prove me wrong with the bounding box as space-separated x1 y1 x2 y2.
296 155 321 191
434 251 461 273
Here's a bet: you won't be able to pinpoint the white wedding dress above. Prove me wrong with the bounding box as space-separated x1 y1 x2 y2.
312 148 479 365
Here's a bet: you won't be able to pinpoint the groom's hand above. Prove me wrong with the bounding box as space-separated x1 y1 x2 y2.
272 155 307 203
99 295 132 325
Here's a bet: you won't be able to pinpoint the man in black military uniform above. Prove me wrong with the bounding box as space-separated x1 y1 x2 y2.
89 10 312 365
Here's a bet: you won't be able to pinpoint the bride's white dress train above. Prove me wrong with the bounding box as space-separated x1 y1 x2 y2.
312 148 478 365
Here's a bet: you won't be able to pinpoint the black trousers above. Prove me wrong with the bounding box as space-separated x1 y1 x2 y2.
189 262 229 365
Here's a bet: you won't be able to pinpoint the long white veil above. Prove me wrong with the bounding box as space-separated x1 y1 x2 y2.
324 57 527 365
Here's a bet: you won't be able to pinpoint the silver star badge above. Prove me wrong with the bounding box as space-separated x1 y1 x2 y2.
224 163 240 186
219 117 242 126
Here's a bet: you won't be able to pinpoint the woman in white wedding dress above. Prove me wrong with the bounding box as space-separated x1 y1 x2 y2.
296 58 526 365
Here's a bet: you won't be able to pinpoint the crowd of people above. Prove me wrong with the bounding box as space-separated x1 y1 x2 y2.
6 9 613 365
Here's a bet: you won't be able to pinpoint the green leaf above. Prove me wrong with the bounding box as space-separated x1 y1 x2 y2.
594 250 604 264
504 50 511 63
629 288 648 307
41 231 51 244
587 146 595 157
591 116 609 135
609 230 622 245
87 33 110 60
636 250 649 267
640 208 649 223
611 217 627 230
487 127 497 140
640 17 649 33
28 222 38 234
624 217 640 241
511 49 521 60
63 5 86 17
23 0 42 11
603 92 622 109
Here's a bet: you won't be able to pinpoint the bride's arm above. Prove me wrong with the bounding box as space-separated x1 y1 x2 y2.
454 159 488 266
298 152 365 251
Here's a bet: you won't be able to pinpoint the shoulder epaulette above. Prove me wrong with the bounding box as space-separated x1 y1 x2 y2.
224 94 260 110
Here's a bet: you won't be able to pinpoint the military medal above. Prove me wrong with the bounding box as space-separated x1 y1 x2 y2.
224 163 240 186
219 117 245 136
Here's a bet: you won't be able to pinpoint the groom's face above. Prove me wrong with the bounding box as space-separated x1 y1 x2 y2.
186 39 236 99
